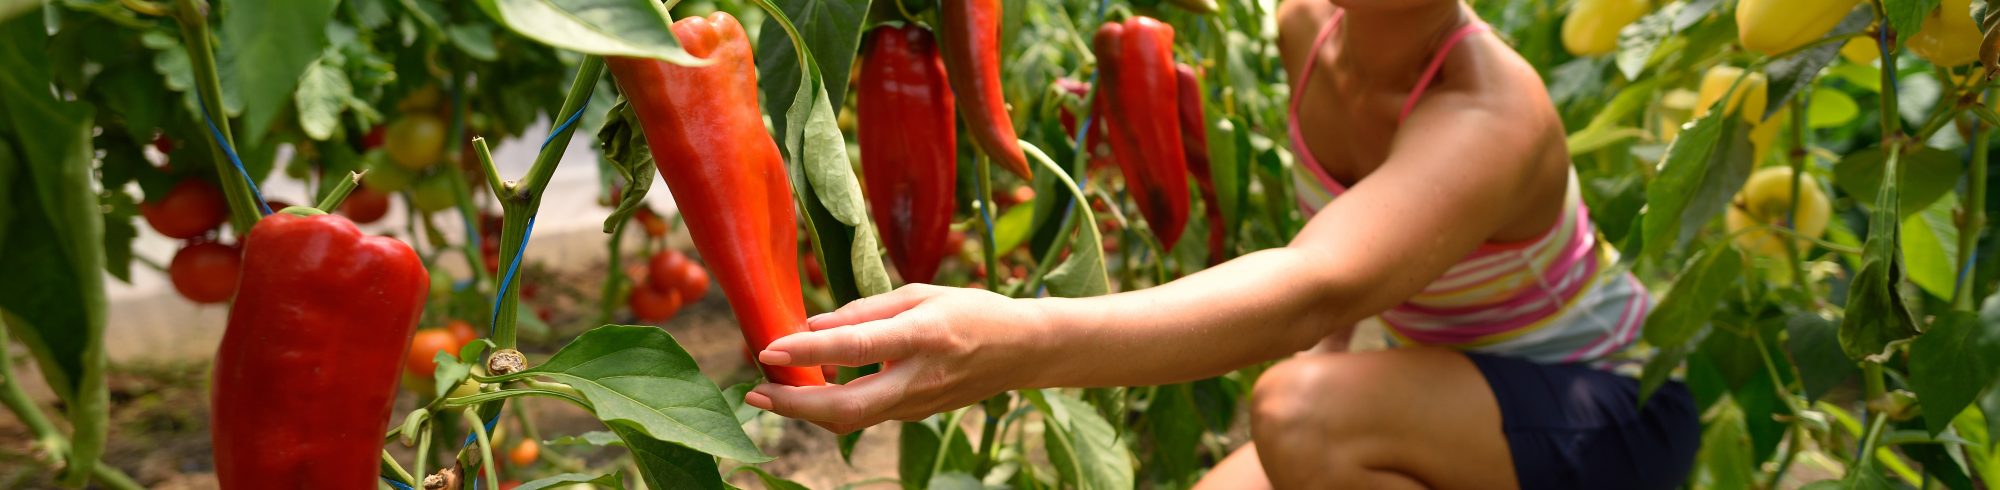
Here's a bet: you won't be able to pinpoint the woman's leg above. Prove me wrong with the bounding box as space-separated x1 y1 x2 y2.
1246 347 1517 489
1194 443 1273 490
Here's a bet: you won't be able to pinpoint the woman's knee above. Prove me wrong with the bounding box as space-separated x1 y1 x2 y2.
1250 354 1379 437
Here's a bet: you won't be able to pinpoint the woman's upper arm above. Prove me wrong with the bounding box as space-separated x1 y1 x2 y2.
1286 100 1549 324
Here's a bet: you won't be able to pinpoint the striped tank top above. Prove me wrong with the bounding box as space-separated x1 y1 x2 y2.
1287 10 1651 368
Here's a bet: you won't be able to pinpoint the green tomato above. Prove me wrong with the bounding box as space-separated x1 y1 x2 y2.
410 173 457 213
384 114 446 171
430 269 453 299
361 149 417 193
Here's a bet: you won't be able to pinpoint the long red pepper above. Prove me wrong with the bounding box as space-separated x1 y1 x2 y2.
1176 63 1225 265
605 12 825 386
1095 17 1191 250
859 25 956 285
210 211 428 488
941 0 1031 179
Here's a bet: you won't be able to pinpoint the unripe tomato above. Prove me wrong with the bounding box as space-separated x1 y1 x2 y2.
648 250 691 294
1561 0 1649 56
628 284 683 322
384 114 447 171
446 319 478 347
1908 0 1982 67
677 264 710 302
447 377 482 399
340 185 391 224
361 149 417 193
1736 0 1861 56
398 85 444 113
1725 166 1831 258
406 329 460 378
507 439 539 467
169 241 240 304
409 173 457 213
141 179 228 239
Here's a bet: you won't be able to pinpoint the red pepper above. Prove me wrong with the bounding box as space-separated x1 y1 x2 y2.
210 212 428 488
941 0 1031 179
1176 63 1225 265
1095 17 1191 250
605 12 825 387
859 25 956 285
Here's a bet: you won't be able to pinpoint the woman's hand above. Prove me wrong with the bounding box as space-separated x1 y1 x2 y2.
744 284 1046 434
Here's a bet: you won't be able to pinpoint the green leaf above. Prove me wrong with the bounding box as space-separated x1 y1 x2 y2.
1807 89 1860 128
753 0 870 139
1147 384 1204 486
993 202 1036 257
1901 193 1960 300
738 466 810 490
546 431 624 447
1696 401 1755 490
1761 6 1870 120
516 472 626 490
473 0 703 66
0 11 107 485
1908 297 2000 435
1834 147 1962 219
517 325 770 463
294 56 352 141
791 68 866 227
432 340 489 400
1567 79 1661 157
448 24 499 61
1841 149 1920 362
595 101 657 234
222 0 338 146
927 472 985 490
1641 112 1755 258
898 419 976 490
610 424 725 490
101 208 135 283
1884 0 1942 45
1024 143 1109 297
1643 246 1743 348
1612 0 1682 80
1785 312 1856 402
1025 390 1135 490
721 382 762 425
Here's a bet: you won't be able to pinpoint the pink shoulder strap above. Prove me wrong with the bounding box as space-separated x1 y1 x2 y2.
1399 21 1490 122
1287 10 1347 195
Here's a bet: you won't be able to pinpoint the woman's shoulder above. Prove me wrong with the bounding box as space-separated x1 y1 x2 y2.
1276 0 1337 75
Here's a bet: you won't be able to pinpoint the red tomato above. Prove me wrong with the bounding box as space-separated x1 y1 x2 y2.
677 264 710 302
507 439 539 467
168 241 240 304
340 186 391 224
360 125 386 150
634 207 668 238
406 329 459 378
141 179 228 239
628 284 682 322
445 320 478 347
647 250 690 294
803 257 826 287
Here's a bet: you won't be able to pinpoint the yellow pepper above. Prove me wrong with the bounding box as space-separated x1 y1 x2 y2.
1693 66 1786 160
1840 36 1878 64
1561 0 1651 56
1908 0 1983 67
1736 0 1861 56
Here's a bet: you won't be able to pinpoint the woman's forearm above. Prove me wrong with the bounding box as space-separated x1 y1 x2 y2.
1017 247 1357 388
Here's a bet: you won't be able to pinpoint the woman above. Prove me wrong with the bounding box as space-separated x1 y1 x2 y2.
744 0 1701 487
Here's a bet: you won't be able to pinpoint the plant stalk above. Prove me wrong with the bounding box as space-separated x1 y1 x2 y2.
173 0 262 235
1955 90 1990 310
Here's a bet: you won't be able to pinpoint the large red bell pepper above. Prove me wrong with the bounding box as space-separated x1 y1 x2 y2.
859 25 956 285
1176 63 1225 265
210 211 428 488
1095 17 1191 250
941 0 1031 179
604 12 825 387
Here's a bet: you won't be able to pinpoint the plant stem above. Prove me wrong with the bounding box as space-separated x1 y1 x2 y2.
0 325 142 490
1874 17 1900 143
975 395 1010 477
931 409 967 479
466 408 500 490
1955 91 1990 310
381 450 416 488
413 420 433 482
314 171 363 212
172 0 262 236
597 217 628 327
977 154 1001 291
1784 96 1809 288
492 55 605 350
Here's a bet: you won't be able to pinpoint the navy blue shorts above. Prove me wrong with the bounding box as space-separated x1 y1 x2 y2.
1465 352 1700 490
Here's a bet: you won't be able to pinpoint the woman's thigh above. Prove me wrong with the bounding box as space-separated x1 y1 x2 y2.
1244 347 1516 489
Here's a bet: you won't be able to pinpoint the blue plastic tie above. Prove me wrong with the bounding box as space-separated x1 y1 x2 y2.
382 476 417 490
487 216 537 335
193 91 274 216
462 413 501 447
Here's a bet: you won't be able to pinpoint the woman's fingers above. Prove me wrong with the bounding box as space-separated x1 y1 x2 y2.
747 369 913 429
806 283 944 331
760 316 923 367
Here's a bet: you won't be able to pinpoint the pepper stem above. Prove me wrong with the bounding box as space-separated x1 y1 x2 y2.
315 171 364 213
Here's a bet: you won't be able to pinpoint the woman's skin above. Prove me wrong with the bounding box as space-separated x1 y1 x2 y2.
744 0 1574 487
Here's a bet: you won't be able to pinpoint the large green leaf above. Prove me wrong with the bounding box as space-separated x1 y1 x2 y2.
293 55 352 141
473 0 703 66
1840 149 1920 362
610 424 724 490
1565 78 1660 156
1785 312 1856 402
0 11 107 485
511 325 769 463
1901 193 1960 300
754 0 869 129
1026 390 1134 490
1024 144 1109 297
221 0 338 146
1834 147 1963 219
897 418 977 490
515 472 626 490
1908 294 2000 435
1695 402 1755 490
1640 112 1755 259
1882 0 1942 44
1643 246 1743 348
738 466 810 490
1147 383 1204 486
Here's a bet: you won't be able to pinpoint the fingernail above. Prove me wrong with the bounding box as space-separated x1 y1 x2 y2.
743 390 774 410
759 349 794 365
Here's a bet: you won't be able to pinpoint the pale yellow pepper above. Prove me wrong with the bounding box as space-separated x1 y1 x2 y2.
1561 0 1652 56
1737 0 1863 56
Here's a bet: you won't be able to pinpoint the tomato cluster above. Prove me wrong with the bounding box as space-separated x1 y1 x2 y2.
405 319 480 378
628 248 711 322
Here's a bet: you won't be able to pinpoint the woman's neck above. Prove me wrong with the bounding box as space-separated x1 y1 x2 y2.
1332 1 1471 87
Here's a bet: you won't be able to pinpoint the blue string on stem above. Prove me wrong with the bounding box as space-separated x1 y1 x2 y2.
193 92 274 216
